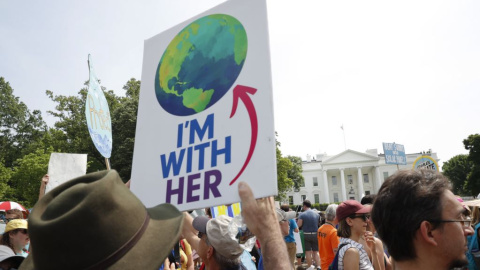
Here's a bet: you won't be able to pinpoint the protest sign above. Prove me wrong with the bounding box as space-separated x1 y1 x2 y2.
210 203 242 218
382 142 406 165
131 0 277 211
294 232 304 254
85 54 112 162
412 155 439 171
45 153 88 193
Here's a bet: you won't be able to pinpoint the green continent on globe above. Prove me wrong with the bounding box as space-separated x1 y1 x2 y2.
155 14 248 116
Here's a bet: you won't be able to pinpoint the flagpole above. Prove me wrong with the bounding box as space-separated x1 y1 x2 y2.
341 124 347 150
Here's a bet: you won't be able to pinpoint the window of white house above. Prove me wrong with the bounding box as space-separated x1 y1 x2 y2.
348 175 353 185
313 177 318 186
365 191 370 195
301 179 305 187
289 196 293 205
363 174 369 183
314 194 320 204
301 195 306 202
333 193 339 202
332 176 337 185
383 172 389 180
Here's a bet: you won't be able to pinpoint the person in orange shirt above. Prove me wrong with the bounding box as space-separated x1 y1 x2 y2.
317 204 339 270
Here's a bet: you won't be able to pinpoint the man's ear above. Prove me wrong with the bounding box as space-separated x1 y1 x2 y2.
418 220 438 246
207 246 214 259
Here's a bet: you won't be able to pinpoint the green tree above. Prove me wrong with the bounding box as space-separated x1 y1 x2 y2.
0 160 13 200
110 78 140 181
464 134 480 196
9 147 52 207
0 77 47 167
442 154 471 195
46 82 121 173
286 155 304 191
275 134 294 201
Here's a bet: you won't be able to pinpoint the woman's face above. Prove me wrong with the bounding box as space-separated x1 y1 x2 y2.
10 229 29 250
348 213 369 236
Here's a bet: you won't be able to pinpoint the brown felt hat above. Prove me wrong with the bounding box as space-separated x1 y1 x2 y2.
19 170 184 270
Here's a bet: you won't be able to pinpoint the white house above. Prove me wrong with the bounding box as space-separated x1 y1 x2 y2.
286 149 439 205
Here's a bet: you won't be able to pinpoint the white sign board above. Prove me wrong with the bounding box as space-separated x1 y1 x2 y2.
131 0 276 211
46 153 88 193
294 232 304 254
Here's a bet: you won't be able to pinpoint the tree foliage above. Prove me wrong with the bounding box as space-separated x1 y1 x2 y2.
0 77 46 167
442 154 471 195
275 134 303 201
46 84 118 172
463 134 480 196
442 134 480 197
0 160 13 200
0 77 139 207
110 78 140 180
287 155 304 191
9 147 52 207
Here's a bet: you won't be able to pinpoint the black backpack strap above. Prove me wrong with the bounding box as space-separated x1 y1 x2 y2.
329 243 349 270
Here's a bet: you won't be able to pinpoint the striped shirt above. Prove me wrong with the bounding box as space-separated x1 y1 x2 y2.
338 237 373 270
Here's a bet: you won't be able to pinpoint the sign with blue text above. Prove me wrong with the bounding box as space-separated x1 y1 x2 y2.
85 55 112 158
412 155 439 171
131 0 277 211
382 142 406 165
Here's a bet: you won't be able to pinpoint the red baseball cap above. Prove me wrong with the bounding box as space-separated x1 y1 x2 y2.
336 200 371 221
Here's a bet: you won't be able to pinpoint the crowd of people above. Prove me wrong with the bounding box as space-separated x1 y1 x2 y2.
0 169 477 270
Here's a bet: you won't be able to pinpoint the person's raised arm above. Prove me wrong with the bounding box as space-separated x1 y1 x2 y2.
373 238 386 270
280 220 290 236
181 213 200 253
238 182 291 270
38 174 49 200
365 231 381 270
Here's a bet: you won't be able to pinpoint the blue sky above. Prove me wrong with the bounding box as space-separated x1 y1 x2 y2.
1 0 480 167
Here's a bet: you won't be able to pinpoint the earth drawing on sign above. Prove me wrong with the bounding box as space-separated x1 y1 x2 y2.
155 14 248 116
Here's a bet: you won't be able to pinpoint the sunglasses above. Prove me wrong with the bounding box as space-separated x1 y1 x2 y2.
16 229 28 234
349 214 371 222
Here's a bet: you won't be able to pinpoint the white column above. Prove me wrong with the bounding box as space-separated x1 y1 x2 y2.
340 168 347 202
357 167 365 201
322 170 330 203
374 166 382 193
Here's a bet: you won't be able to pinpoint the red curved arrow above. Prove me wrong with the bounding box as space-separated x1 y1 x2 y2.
229 85 258 185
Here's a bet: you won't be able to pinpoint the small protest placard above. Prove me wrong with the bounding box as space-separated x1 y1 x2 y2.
45 153 88 193
412 155 439 171
85 54 112 159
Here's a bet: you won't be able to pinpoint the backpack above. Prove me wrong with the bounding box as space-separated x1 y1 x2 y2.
328 243 348 270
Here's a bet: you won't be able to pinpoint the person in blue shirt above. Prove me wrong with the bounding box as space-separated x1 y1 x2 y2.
281 205 299 269
297 200 320 268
